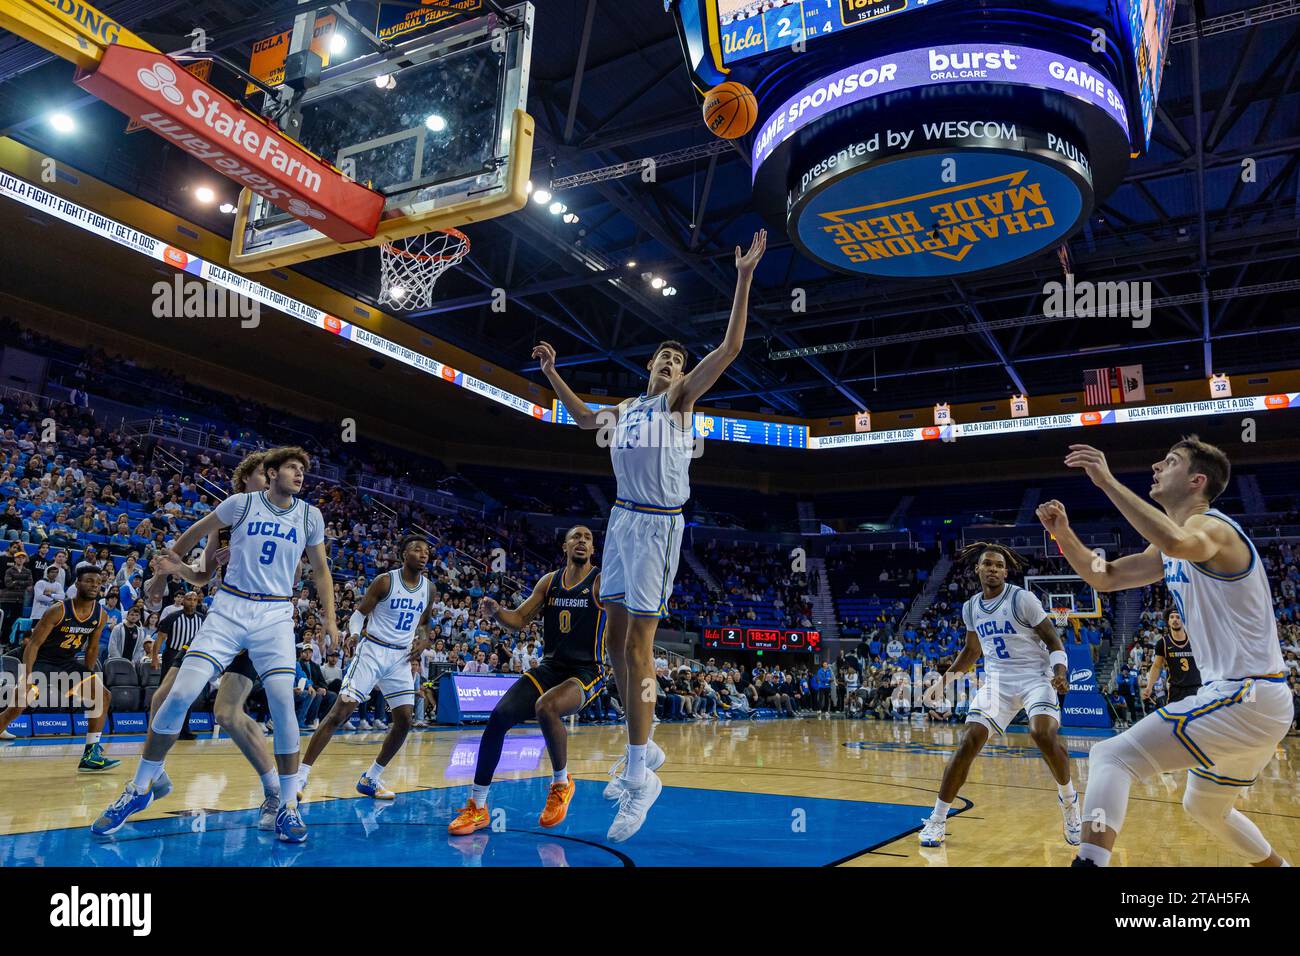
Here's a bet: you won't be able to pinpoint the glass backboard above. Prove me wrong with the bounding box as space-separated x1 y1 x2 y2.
230 2 533 271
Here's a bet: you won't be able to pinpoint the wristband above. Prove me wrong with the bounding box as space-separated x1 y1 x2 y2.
348 610 366 638
1049 650 1069 670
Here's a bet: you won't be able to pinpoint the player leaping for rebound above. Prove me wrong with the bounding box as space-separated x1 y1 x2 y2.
92 446 336 844
1038 437 1291 867
448 524 608 835
535 229 766 843
297 535 434 802
918 542 1082 849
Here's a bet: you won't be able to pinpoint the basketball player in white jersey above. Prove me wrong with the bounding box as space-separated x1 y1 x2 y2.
297 535 433 801
918 542 1081 849
535 229 766 842
1038 436 1291 867
148 451 284 829
93 446 336 844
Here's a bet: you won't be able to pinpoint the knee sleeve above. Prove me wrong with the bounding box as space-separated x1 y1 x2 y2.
1182 776 1274 862
1082 734 1146 835
151 659 214 736
262 674 301 756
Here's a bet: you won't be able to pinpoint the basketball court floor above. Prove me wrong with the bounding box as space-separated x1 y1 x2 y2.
3 719 1296 867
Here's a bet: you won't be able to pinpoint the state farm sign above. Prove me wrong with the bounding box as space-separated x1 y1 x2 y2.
76 45 383 243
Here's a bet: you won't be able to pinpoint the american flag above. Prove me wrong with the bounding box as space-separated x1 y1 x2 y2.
1083 367 1116 406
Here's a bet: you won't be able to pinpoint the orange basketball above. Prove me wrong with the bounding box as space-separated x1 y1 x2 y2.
702 82 758 140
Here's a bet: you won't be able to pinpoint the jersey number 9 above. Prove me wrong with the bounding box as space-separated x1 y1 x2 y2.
259 541 276 565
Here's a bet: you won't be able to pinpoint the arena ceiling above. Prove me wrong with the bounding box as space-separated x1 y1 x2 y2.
1 0 1298 420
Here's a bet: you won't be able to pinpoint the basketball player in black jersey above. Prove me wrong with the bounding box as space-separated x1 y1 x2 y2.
1143 608 1201 706
0 562 119 771
449 525 608 834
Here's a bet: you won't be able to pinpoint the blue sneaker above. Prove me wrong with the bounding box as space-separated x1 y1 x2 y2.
91 785 153 836
356 774 395 800
275 804 308 844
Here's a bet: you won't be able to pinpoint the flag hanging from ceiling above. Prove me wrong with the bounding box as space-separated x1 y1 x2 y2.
1083 368 1119 406
1119 364 1146 402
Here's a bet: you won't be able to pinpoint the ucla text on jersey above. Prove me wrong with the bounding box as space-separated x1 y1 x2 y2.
214 491 325 598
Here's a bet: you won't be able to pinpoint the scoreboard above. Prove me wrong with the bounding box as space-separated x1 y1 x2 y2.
701 626 822 652
715 0 955 65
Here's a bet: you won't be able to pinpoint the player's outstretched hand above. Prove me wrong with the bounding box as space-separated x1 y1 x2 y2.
156 549 185 576
478 596 500 621
1036 499 1070 533
735 229 767 277
532 341 557 376
1051 671 1069 695
1064 443 1115 487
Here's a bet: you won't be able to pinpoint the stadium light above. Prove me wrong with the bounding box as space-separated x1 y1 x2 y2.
194 186 216 204
424 114 448 133
533 188 552 205
48 112 76 134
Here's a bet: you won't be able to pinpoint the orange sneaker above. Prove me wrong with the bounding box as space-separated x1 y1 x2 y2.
538 778 576 828
448 798 490 836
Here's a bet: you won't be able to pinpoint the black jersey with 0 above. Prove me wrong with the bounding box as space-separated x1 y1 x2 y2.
35 599 106 666
541 565 606 668
1155 633 1201 691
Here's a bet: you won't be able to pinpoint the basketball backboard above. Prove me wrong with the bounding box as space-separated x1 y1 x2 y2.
1024 575 1101 623
229 2 534 271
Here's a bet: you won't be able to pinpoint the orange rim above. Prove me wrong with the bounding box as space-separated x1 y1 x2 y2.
383 228 471 263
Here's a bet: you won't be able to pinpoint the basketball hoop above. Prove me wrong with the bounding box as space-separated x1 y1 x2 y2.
1051 606 1072 629
378 228 470 310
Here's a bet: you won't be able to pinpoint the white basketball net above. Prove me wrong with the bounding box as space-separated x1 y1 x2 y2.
1052 607 1072 629
378 229 470 311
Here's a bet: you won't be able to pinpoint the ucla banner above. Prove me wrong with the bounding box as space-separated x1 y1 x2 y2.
1062 643 1112 729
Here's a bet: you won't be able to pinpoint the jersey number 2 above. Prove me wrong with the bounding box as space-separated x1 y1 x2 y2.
992 637 1010 659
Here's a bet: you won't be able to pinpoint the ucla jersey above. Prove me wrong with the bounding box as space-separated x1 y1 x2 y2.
364 569 430 650
1160 510 1284 683
214 491 325 598
610 391 694 509
962 584 1050 678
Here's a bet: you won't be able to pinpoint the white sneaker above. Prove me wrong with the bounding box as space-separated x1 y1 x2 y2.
604 739 666 800
310 720 320 730
358 720 372 730
1060 791 1082 846
607 770 662 844
918 816 947 847
0 730 15 740
373 720 388 730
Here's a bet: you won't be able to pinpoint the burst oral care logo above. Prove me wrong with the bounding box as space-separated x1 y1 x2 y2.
49 886 151 936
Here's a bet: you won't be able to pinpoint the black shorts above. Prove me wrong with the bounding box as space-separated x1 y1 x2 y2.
223 650 258 682
1167 684 1199 704
28 658 99 707
161 644 187 673
522 661 604 708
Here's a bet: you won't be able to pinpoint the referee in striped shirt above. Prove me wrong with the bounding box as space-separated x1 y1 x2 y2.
152 591 207 740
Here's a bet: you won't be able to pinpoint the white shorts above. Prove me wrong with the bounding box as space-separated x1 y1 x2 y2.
182 589 296 682
339 638 417 709
599 501 684 618
967 670 1059 736
1152 677 1293 786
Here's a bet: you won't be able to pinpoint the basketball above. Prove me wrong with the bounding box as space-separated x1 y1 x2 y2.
702 82 757 140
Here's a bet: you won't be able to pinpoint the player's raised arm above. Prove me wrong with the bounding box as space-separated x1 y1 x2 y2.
167 508 230 564
1063 444 1226 562
1036 500 1163 592
479 572 554 632
534 341 608 430
672 230 767 411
